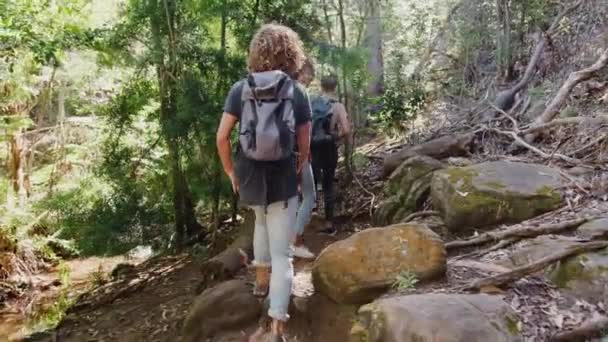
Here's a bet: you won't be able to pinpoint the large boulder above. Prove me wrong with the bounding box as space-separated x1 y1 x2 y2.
312 223 446 304
578 218 608 239
351 294 522 342
431 161 563 231
546 248 608 303
373 156 444 226
182 279 262 342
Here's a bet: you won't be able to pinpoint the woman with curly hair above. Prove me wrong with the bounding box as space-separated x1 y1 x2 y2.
216 24 311 341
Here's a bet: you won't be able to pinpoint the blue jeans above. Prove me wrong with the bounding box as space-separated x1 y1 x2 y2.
251 196 298 321
295 161 316 236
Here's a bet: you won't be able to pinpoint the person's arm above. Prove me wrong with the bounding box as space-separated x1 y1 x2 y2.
335 103 352 142
216 113 239 192
296 121 311 174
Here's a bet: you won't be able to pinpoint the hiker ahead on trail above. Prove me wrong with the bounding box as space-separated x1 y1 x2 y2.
216 24 311 341
310 74 351 236
291 57 316 260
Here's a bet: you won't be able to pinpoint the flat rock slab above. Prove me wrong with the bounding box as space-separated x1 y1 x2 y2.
578 218 608 239
312 223 446 304
351 293 522 342
431 161 563 231
497 235 583 268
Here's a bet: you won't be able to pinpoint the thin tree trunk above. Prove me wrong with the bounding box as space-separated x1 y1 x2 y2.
364 0 383 95
321 0 333 43
337 0 347 107
496 0 512 82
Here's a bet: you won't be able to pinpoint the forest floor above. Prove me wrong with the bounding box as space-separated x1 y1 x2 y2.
19 214 363 342
0 255 135 341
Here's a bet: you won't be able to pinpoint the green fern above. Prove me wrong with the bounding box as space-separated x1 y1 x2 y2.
391 271 419 291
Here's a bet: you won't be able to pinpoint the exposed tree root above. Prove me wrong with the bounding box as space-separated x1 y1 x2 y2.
550 316 608 342
402 210 440 223
446 217 589 251
466 241 608 290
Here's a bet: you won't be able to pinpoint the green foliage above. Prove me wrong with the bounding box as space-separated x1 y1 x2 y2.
29 261 73 331
391 271 419 291
369 51 426 132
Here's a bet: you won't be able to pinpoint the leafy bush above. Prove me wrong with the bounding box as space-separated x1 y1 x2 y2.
370 81 426 132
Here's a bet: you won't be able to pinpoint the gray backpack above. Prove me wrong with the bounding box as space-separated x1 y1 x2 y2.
239 70 296 161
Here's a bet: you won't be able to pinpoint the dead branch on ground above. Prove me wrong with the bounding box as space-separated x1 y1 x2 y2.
446 217 589 250
487 0 583 118
550 316 608 342
466 241 608 290
484 126 581 164
525 47 608 143
382 133 473 177
521 116 608 136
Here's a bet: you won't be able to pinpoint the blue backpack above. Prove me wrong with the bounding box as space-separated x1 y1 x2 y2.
310 96 336 146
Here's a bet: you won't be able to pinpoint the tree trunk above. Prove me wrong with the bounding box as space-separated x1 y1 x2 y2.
495 0 513 82
150 0 202 252
364 0 383 96
337 0 348 109
321 0 333 43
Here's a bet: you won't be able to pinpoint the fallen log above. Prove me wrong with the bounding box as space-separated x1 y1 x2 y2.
382 133 473 178
550 316 608 342
446 217 588 250
525 47 608 143
466 241 608 290
200 209 254 284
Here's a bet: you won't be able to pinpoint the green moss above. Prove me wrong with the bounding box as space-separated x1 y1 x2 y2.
434 166 562 230
547 255 592 288
504 314 520 335
483 181 506 190
547 250 608 288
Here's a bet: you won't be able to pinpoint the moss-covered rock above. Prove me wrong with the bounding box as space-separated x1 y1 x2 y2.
546 248 608 303
373 156 444 226
351 294 522 342
431 161 563 231
312 223 446 304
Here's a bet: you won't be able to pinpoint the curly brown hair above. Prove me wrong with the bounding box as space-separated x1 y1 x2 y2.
248 24 306 79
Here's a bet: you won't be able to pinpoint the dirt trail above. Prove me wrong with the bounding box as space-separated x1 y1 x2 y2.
20 213 363 342
1 256 132 341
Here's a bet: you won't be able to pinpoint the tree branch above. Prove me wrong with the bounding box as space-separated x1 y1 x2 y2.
446 217 589 250
525 47 608 142
466 241 608 290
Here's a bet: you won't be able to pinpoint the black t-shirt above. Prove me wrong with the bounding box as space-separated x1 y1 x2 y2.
223 79 311 206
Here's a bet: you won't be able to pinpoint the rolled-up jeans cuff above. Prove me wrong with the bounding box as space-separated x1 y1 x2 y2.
252 261 271 267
